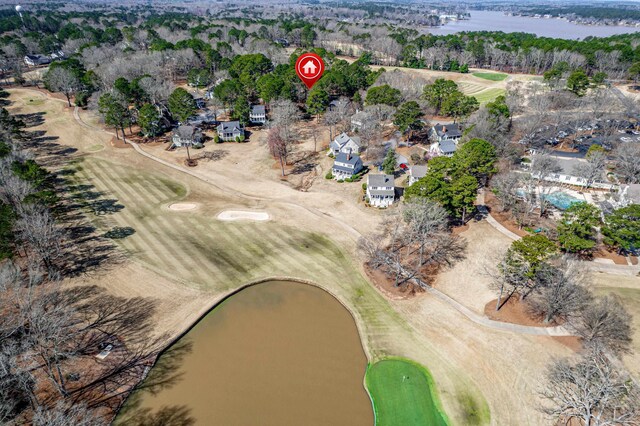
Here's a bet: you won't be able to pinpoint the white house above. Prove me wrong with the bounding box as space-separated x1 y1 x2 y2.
332 151 364 180
408 165 428 186
366 174 395 208
249 105 267 124
329 132 361 156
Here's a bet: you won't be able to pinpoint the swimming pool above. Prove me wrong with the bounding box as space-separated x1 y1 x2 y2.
542 191 582 210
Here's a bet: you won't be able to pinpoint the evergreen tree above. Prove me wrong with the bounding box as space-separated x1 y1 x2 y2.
602 204 640 252
138 104 163 137
557 202 601 253
365 84 402 106
392 101 423 142
98 92 131 142
566 70 590 96
232 96 251 126
382 149 396 175
168 88 197 123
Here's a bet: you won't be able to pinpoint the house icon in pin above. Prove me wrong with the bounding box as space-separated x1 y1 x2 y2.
302 60 317 75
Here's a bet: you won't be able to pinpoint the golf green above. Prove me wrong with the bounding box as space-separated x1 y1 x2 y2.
472 72 508 81
366 358 449 426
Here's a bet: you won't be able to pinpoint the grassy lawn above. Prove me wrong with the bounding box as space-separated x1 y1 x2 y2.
366 358 449 426
472 72 508 81
473 88 506 104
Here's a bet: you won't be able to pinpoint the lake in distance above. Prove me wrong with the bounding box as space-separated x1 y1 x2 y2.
430 10 640 39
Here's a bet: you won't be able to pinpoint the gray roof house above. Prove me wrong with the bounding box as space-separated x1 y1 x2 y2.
408 165 428 186
217 121 244 142
24 54 51 67
329 132 362 156
332 151 364 179
430 123 462 143
366 174 395 208
250 105 267 124
172 125 203 148
429 139 458 157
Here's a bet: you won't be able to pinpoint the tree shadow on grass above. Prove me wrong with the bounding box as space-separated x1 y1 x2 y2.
39 285 196 423
15 112 46 128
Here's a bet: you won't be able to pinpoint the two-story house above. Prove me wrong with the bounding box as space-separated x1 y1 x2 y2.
408 165 428 186
332 150 364 180
249 105 267 124
216 121 245 142
431 123 462 144
366 174 395 208
172 125 204 148
329 132 362 156
429 123 462 157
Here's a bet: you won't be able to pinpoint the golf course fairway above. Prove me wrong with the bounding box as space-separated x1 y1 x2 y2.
366 358 449 426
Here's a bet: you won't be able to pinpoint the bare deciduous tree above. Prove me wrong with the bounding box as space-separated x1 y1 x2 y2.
267 127 289 176
614 143 640 184
32 401 107 426
531 152 562 216
270 99 300 146
540 347 640 426
45 68 81 108
572 295 633 354
15 205 64 277
573 151 607 188
491 172 522 212
527 259 592 323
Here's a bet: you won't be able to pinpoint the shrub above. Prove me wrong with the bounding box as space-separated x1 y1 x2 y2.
325 171 333 179
362 183 367 191
75 91 90 107
214 134 220 143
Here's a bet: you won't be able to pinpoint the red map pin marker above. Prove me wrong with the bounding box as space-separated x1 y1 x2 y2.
295 53 325 89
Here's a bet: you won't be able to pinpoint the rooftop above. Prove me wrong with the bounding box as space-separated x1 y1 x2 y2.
218 121 243 131
440 139 457 154
335 151 361 165
410 165 428 179
334 132 361 147
434 123 462 138
367 174 394 187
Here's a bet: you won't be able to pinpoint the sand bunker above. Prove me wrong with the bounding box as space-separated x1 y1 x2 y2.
169 203 198 211
217 210 270 222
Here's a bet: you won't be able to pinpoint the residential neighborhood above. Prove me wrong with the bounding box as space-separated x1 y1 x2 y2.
2 2 640 426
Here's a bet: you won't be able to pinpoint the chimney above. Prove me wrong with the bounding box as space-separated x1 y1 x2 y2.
442 125 446 133
347 148 352 161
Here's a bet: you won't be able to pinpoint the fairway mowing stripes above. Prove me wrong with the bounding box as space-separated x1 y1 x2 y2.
196 221 276 279
84 161 191 281
170 220 250 285
248 224 331 273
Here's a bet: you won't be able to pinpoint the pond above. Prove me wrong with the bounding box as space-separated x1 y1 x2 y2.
116 281 374 426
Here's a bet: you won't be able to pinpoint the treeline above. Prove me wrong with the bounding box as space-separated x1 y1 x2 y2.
523 6 640 21
390 30 640 77
0 94 171 425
